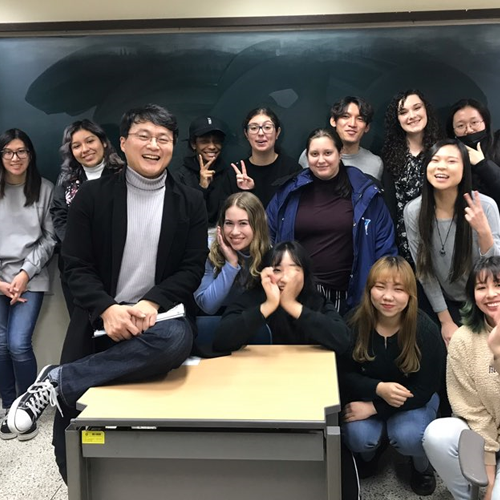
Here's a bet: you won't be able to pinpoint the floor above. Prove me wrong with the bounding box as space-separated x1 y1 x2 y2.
0 408 67 500
0 406 454 500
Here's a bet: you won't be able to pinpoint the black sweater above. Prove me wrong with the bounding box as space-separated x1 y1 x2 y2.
338 310 444 419
217 153 302 210
175 155 228 225
213 286 350 354
471 158 500 208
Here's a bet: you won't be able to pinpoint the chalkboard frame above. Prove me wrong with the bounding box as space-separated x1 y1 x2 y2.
1 9 500 34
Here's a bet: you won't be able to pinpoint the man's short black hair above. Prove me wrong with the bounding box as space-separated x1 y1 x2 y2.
120 104 179 145
330 96 374 125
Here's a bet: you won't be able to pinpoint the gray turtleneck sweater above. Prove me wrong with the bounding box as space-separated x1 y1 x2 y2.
114 166 166 304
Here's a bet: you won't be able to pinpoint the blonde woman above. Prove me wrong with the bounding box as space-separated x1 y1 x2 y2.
339 256 443 496
194 192 270 315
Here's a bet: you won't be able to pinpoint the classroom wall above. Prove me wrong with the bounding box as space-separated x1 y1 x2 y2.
33 259 68 368
1 0 499 23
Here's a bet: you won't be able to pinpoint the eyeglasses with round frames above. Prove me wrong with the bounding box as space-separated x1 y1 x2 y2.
1 149 30 160
128 132 173 145
246 123 275 135
453 120 484 134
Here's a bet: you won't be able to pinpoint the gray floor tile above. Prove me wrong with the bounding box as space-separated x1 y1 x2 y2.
0 407 67 500
50 486 69 500
360 447 453 499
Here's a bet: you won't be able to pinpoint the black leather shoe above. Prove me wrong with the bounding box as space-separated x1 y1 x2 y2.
410 463 436 496
355 439 388 479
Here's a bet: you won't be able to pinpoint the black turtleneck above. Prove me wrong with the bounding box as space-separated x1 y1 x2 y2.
294 174 353 290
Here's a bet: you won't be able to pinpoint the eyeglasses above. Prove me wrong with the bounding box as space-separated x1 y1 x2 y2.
453 120 484 134
1 149 30 160
128 132 173 145
246 123 275 135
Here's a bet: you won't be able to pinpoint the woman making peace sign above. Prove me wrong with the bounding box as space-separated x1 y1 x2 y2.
221 107 301 209
404 139 500 346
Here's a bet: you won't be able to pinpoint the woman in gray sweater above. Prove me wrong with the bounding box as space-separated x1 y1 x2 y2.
404 139 500 347
0 129 56 441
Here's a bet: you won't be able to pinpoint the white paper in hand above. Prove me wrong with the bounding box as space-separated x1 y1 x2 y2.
93 303 186 338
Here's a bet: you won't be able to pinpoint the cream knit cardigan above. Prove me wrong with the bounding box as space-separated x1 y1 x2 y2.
447 324 500 466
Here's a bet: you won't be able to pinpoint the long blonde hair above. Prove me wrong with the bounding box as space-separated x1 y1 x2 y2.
350 256 421 374
209 192 270 286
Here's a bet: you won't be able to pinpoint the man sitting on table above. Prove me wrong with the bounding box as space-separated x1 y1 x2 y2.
7 103 208 480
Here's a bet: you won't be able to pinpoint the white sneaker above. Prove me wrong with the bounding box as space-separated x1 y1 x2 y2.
8 365 61 434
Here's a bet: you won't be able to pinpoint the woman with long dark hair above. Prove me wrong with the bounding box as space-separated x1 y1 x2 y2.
220 107 301 209
0 128 56 441
339 256 443 495
382 89 443 263
50 119 124 315
404 139 500 346
194 192 270 315
447 98 500 207
267 127 396 313
423 256 500 500
213 241 350 353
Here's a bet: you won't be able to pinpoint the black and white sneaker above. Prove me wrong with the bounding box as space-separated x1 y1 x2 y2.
17 422 39 442
0 414 16 440
7 365 61 434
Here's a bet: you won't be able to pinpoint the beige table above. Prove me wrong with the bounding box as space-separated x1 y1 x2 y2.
66 345 341 500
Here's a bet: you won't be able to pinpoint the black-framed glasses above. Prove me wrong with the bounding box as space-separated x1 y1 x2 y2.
246 123 275 135
1 149 30 160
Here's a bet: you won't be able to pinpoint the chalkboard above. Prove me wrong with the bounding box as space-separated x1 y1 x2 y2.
1 24 499 182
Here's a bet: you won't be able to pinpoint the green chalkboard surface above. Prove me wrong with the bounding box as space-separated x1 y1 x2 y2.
0 25 499 181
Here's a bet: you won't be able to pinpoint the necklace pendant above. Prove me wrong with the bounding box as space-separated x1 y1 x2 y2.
440 248 446 255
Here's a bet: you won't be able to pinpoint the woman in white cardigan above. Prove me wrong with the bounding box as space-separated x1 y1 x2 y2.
423 256 500 500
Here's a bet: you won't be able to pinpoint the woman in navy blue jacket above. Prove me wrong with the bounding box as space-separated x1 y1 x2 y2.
266 128 397 313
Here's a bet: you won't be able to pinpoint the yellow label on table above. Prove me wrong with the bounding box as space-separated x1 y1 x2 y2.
82 430 105 444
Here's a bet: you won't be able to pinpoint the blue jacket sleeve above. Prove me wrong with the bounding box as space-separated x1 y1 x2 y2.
266 193 279 245
373 195 398 259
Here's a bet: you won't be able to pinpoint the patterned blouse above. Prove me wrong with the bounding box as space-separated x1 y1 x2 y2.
394 151 425 263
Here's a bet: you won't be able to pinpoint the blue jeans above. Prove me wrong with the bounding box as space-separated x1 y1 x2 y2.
342 393 439 470
0 292 44 409
57 318 193 408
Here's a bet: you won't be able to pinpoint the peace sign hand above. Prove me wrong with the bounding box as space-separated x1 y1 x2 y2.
231 160 255 191
465 142 485 166
464 191 495 254
198 154 216 188
464 191 490 234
